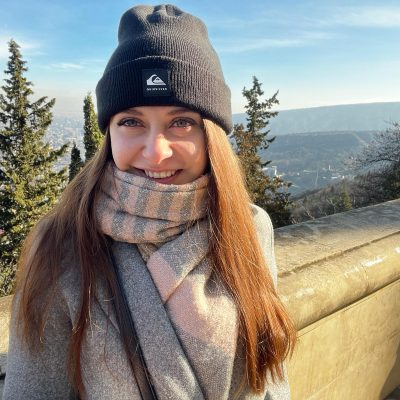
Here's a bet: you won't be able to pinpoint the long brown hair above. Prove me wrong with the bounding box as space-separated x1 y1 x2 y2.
15 119 296 397
204 120 296 393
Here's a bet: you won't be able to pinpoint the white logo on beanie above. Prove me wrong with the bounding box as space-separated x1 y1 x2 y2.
142 69 171 97
146 74 166 86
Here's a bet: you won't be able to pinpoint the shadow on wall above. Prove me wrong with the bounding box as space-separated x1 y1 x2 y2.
381 343 400 399
0 352 6 400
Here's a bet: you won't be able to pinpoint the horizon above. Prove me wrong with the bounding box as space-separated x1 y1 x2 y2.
48 100 400 120
1 0 399 116
234 100 400 114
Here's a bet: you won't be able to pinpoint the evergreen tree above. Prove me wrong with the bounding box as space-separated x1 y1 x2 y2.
69 141 84 182
0 39 67 296
332 183 353 213
83 93 103 161
232 76 291 227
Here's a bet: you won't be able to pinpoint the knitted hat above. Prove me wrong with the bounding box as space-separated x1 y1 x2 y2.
96 4 232 134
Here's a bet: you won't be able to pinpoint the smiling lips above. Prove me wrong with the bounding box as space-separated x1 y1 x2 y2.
143 169 178 179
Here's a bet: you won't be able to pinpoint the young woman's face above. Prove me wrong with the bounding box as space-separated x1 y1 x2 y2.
109 106 208 185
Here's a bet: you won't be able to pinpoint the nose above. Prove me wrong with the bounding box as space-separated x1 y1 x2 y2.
141 130 173 164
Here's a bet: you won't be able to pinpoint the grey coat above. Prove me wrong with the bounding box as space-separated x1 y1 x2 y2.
3 205 291 399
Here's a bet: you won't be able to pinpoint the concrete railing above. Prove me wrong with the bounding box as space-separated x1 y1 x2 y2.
1 199 399 399
280 199 400 399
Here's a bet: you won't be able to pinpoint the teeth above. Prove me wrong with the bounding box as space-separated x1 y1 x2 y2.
144 170 177 179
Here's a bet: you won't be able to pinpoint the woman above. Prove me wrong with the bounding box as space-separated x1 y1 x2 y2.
4 4 296 400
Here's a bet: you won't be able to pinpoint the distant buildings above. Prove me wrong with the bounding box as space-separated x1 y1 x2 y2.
262 165 278 177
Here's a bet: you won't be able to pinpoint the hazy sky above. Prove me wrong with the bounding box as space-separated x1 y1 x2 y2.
1 0 399 117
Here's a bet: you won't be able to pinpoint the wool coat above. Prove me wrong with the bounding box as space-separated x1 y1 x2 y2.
3 205 291 400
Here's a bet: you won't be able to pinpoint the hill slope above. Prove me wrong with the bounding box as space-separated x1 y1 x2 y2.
233 102 400 134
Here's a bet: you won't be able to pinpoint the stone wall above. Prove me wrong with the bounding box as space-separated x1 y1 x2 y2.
1 199 399 399
279 199 400 399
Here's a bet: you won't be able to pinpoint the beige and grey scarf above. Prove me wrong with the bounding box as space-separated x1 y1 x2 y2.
96 162 240 399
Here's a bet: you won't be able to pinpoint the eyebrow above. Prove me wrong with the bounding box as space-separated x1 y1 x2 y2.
123 107 197 116
167 108 196 116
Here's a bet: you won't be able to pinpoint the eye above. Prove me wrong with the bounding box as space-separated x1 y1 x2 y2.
171 118 195 128
117 118 142 127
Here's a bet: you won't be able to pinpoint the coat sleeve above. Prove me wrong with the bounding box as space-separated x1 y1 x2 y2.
3 289 74 400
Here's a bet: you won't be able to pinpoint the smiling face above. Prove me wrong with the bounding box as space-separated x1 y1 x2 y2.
109 106 208 185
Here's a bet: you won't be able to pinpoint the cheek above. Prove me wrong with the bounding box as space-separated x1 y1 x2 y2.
188 137 208 173
184 141 199 156
184 138 207 163
110 134 136 165
111 137 123 161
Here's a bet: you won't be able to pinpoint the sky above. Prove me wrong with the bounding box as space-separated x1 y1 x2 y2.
1 0 399 117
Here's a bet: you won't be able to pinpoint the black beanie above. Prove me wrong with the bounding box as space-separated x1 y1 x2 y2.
96 4 232 134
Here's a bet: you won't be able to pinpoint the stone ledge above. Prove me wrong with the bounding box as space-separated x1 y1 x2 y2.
275 199 400 274
275 199 400 329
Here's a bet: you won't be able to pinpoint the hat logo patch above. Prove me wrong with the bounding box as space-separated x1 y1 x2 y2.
146 74 166 86
142 69 171 97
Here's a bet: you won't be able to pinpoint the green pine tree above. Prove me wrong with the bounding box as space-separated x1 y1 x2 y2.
340 190 353 212
333 183 353 213
83 93 103 161
0 39 68 296
233 76 292 227
69 141 84 182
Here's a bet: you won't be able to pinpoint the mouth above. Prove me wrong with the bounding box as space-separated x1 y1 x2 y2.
144 169 177 179
134 168 182 183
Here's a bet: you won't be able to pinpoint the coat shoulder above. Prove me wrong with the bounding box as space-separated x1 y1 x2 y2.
250 204 278 287
250 204 274 237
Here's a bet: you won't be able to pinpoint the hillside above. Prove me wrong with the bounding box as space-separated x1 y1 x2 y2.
257 130 376 195
262 130 375 172
233 102 400 134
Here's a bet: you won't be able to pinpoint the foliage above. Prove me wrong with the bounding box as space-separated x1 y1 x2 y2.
232 76 292 227
83 93 103 161
0 40 68 296
352 166 400 206
353 122 400 169
291 123 400 222
290 180 354 223
69 141 84 182
68 93 103 180
351 122 400 204
332 187 353 213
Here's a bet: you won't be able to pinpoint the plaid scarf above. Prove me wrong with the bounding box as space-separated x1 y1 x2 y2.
95 162 241 399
